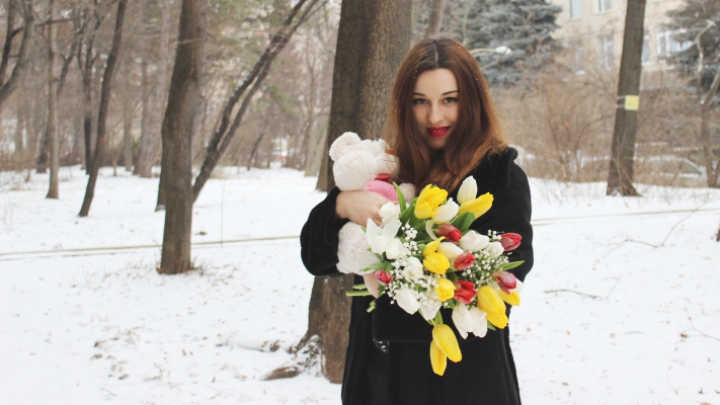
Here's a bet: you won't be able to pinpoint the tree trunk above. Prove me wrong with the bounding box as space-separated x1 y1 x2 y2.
123 95 133 172
158 0 204 275
606 0 646 196
79 0 129 217
192 0 318 202
0 0 35 108
46 0 59 199
303 0 413 383
423 0 447 38
699 68 720 188
13 100 25 154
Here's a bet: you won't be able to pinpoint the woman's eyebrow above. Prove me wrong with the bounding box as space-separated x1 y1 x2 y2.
412 90 459 96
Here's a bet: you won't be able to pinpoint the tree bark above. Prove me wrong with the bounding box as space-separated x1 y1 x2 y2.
423 0 447 38
157 0 204 275
0 0 35 108
123 94 133 172
303 0 413 383
46 0 59 199
79 0 129 217
606 0 646 196
13 99 25 154
191 0 318 202
699 68 720 188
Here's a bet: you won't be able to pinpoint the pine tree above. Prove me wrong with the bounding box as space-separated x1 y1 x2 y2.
454 0 562 86
666 0 719 93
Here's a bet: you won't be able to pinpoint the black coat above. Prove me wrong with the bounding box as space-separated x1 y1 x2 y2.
300 148 534 405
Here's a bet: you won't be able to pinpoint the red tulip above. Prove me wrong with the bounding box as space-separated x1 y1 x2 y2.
375 270 393 286
493 271 517 294
454 252 476 271
437 223 462 243
454 280 477 304
499 233 522 251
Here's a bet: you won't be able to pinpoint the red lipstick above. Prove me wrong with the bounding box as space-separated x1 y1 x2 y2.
428 127 449 138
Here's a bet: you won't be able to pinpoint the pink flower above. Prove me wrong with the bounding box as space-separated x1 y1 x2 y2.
454 281 477 304
493 271 517 294
437 224 462 243
375 270 393 286
454 252 476 271
499 233 522 251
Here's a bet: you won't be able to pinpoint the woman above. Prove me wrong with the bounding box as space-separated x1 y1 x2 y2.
300 37 533 405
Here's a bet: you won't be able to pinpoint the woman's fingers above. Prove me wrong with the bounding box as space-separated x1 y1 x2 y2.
336 190 389 227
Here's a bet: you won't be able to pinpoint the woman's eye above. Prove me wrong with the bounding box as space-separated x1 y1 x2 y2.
413 99 427 105
444 97 458 104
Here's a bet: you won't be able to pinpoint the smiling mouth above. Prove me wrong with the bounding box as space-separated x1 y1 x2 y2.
428 127 449 138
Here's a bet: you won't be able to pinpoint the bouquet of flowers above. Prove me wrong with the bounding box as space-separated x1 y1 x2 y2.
347 176 524 376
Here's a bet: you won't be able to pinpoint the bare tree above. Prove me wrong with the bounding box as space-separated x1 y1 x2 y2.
191 0 322 203
78 0 129 217
46 0 59 199
606 0 647 196
423 0 446 38
156 0 204 274
134 0 172 179
0 0 35 107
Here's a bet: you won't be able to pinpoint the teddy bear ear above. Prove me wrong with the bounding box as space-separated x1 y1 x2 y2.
329 132 361 162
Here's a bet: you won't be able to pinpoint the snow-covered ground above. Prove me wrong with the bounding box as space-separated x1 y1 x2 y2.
2 166 720 405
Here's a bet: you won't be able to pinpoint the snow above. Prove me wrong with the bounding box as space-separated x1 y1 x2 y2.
2 166 720 404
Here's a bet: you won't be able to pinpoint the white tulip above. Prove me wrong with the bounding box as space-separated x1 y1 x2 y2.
468 307 488 337
432 198 459 222
403 257 424 282
395 287 420 315
419 298 442 321
487 241 505 258
378 201 400 224
457 176 478 204
437 242 463 261
459 231 490 252
366 219 402 255
452 305 472 339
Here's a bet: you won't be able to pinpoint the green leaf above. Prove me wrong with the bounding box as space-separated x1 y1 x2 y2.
360 262 388 273
487 321 496 331
393 182 406 211
499 260 525 270
451 212 476 232
400 198 417 224
367 300 377 312
352 283 367 290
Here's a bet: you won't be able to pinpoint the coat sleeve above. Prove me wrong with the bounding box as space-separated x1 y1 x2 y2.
300 187 349 277
469 162 534 282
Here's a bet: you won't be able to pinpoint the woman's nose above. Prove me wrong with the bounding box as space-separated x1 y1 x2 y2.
428 104 443 125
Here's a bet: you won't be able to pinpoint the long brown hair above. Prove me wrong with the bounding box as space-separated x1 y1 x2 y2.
386 37 507 192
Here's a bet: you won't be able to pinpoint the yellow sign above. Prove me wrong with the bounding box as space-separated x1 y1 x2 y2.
624 95 639 111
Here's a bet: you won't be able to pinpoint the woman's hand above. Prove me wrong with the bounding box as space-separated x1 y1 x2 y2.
335 190 389 227
362 272 380 298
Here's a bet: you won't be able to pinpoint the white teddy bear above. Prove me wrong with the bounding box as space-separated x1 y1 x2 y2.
330 132 416 274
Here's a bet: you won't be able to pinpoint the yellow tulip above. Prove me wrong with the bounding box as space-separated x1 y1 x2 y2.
429 340 447 376
457 192 494 219
436 278 456 302
414 185 448 219
423 237 444 257
477 286 505 314
478 286 509 329
486 310 508 329
424 253 450 274
432 324 462 363
499 290 520 306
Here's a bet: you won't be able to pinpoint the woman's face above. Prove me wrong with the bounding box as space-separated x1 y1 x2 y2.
412 68 459 151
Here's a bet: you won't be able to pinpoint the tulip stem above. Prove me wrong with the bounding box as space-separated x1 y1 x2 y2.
346 290 372 296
